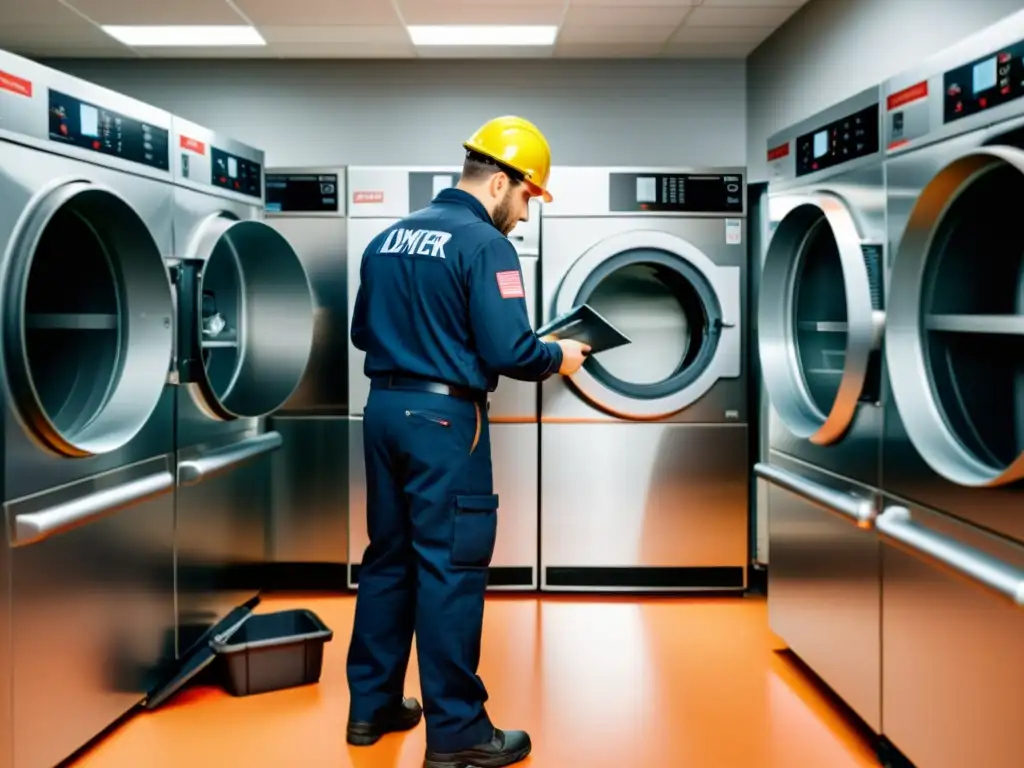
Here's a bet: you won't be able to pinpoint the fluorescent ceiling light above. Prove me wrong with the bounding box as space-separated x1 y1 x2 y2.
101 25 266 47
407 25 558 47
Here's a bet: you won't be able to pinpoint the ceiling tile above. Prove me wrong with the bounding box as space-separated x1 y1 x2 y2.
558 24 673 45
0 21 129 49
62 0 245 25
569 0 697 7
138 45 280 58
269 41 417 58
5 0 85 24
684 6 797 26
670 25 775 44
232 0 400 26
700 0 807 6
562 5 691 27
555 42 664 58
398 2 563 25
259 26 409 44
661 40 758 58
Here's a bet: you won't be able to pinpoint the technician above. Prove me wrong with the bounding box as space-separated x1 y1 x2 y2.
344 116 589 768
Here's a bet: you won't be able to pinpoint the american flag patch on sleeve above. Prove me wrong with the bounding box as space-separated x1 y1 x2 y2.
495 270 525 299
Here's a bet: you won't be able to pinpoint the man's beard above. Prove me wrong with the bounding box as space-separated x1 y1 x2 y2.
492 186 518 236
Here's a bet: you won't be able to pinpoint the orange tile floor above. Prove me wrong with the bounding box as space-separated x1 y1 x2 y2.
71 592 882 767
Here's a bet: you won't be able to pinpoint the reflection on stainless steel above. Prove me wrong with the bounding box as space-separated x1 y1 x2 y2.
345 167 542 589
177 431 282 485
8 457 176 768
761 454 880 732
268 418 349 566
1 495 10 768
540 423 749 588
880 500 1024 768
886 147 1024 489
3 164 175 459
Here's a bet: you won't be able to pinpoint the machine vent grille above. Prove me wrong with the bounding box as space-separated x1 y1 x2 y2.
861 244 883 311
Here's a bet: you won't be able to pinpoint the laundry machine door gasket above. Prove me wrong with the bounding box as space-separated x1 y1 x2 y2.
3 178 174 458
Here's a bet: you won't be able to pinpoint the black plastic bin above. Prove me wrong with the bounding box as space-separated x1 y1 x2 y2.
145 606 333 709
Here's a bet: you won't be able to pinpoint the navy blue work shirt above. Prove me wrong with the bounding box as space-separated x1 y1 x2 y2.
350 187 563 393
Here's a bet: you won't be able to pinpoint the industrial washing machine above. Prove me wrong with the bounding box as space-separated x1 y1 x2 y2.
346 166 542 590
264 167 350 589
0 52 177 768
539 167 749 592
878 12 1024 768
168 118 315 649
753 86 887 734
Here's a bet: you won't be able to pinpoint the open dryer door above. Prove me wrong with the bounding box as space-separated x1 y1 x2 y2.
886 146 1024 488
4 178 174 457
175 213 316 422
759 192 884 445
553 229 741 421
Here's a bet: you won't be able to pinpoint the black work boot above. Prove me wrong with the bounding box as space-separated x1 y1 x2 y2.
424 728 532 768
347 697 423 745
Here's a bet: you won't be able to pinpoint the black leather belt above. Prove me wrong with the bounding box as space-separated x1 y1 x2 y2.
372 375 488 405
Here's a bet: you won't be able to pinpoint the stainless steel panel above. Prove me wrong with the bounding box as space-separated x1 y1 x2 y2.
765 86 883 188
0 49 173 184
266 206 349 415
489 424 538 584
541 216 747 424
169 116 265 208
540 423 748 578
348 418 539 590
490 255 538 421
0 503 11 768
268 417 348 565
176 431 273 644
880 500 1024 768
347 166 460 219
762 455 881 732
7 457 176 768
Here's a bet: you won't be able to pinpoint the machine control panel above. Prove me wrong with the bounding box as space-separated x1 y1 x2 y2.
409 171 459 210
795 103 879 177
265 173 339 213
943 38 1024 123
211 146 262 199
47 89 170 171
609 172 743 213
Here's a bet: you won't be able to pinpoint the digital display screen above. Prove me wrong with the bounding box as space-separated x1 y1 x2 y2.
265 173 339 213
610 173 744 213
795 103 880 177
47 89 169 171
211 146 262 199
944 39 1024 123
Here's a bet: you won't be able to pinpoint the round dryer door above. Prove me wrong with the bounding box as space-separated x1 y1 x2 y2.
3 181 174 457
759 193 884 445
181 213 315 421
553 229 741 420
886 146 1024 487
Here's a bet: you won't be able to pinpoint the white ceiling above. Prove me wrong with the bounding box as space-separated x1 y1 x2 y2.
0 0 809 59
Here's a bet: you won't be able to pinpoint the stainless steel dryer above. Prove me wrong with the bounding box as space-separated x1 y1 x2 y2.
752 87 886 735
264 167 349 589
879 13 1024 768
346 166 542 590
168 118 315 650
0 51 177 768
539 167 749 593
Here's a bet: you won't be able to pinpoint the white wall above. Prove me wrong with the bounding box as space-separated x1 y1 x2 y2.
746 0 1024 181
43 58 747 171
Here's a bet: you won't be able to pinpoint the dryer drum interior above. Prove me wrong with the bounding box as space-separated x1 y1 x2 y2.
184 216 315 421
4 182 173 457
576 247 722 399
916 159 1024 481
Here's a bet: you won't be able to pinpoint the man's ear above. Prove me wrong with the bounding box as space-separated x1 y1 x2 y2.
489 171 507 198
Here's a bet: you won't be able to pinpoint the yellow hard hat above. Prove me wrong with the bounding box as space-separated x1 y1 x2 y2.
463 115 553 203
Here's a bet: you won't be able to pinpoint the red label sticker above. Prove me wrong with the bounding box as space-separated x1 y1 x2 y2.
887 80 928 111
496 270 525 299
766 142 790 162
0 70 32 98
888 138 911 151
180 135 206 155
353 190 384 204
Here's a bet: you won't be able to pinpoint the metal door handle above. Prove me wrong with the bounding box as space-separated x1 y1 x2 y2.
12 471 174 547
877 506 1024 607
754 462 876 526
178 431 283 485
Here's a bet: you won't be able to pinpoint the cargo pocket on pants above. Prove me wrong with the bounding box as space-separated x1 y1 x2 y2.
450 494 499 568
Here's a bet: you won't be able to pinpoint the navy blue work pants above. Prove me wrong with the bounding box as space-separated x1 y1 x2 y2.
347 387 497 752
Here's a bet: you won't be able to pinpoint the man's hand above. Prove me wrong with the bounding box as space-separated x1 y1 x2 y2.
555 339 591 375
